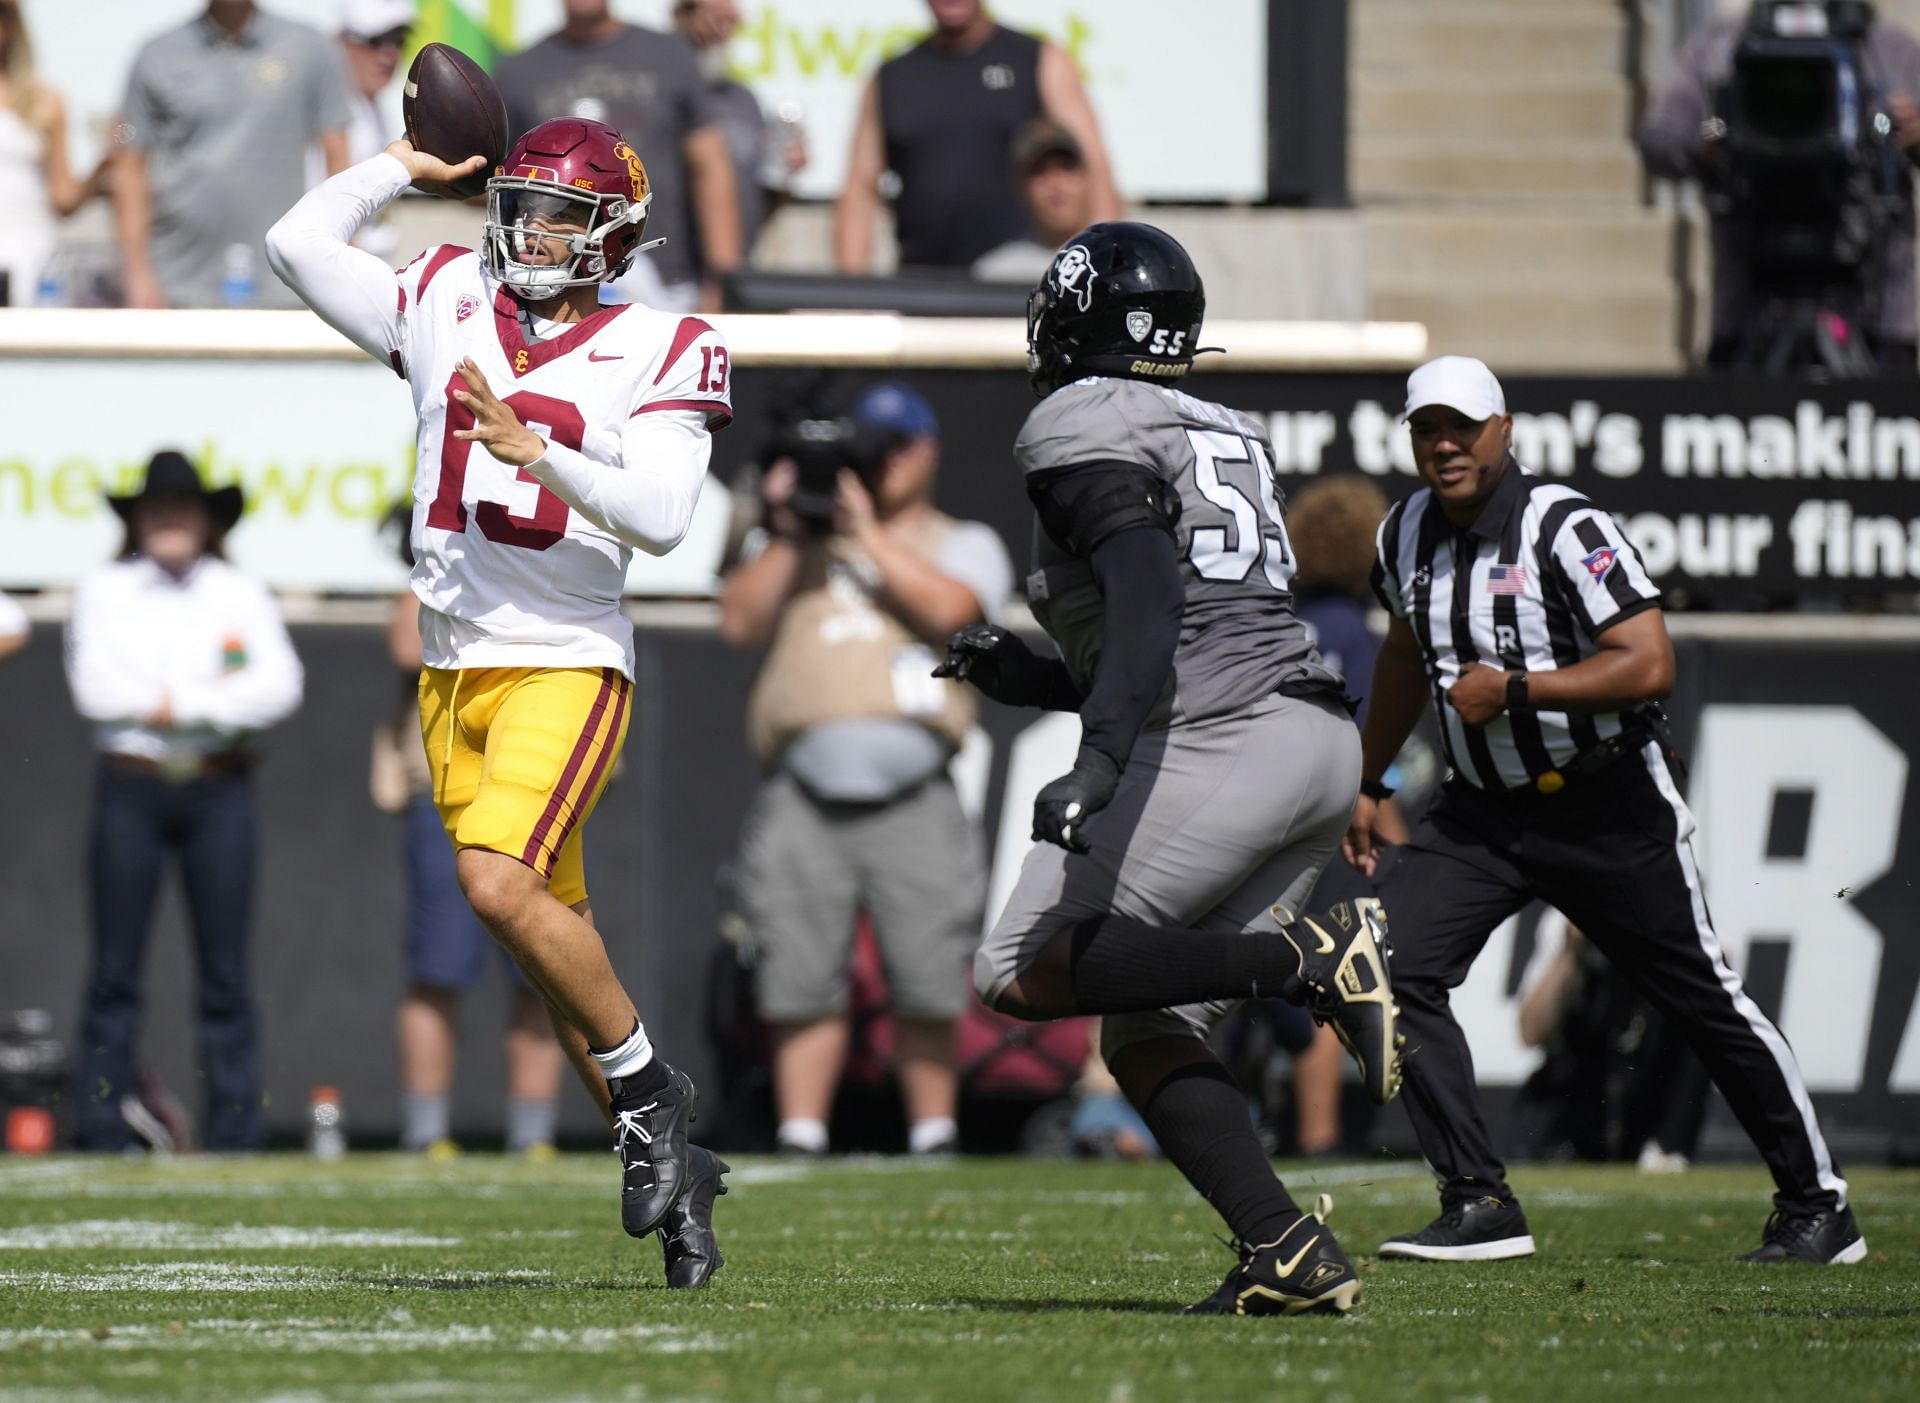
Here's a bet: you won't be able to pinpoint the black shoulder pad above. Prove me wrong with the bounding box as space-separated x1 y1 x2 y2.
1027 460 1182 558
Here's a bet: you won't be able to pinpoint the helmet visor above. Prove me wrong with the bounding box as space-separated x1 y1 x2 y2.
492 187 597 264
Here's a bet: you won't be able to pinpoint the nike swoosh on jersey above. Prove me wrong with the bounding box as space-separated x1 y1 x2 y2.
588 351 623 362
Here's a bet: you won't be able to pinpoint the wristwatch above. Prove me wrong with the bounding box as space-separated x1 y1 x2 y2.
1359 777 1396 802
1507 671 1530 713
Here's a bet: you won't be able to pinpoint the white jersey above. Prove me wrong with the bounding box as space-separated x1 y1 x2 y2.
266 154 731 677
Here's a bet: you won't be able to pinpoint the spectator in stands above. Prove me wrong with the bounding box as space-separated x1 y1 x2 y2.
719 384 1014 1156
114 0 351 309
1637 2 1920 370
496 0 742 312
305 0 411 255
1284 475 1409 1154
0 0 110 305
0 589 26 660
835 0 1121 274
971 120 1097 284
65 451 303 1151
369 505 566 1159
669 0 804 258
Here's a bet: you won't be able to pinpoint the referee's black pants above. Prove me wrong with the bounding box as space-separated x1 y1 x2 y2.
1379 741 1846 1215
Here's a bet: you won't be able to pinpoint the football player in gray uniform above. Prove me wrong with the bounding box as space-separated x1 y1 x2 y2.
937 223 1403 1317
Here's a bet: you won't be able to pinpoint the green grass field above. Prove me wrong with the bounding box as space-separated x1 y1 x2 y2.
0 1153 1912 1402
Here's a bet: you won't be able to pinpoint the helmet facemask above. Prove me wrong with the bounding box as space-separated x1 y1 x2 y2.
482 178 656 301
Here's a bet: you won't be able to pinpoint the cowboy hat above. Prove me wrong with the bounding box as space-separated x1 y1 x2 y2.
107 451 245 532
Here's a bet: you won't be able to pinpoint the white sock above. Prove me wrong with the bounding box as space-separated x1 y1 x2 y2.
505 1097 558 1154
910 1117 958 1155
400 1092 450 1151
777 1117 829 1153
587 1022 654 1080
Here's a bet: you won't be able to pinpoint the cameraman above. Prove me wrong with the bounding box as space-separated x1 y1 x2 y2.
1637 1 1920 371
719 384 1014 1157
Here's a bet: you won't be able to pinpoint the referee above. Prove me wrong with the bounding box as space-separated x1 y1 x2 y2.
1349 356 1863 1265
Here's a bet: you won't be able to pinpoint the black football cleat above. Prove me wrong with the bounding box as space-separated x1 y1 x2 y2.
1183 1195 1362 1317
1278 897 1405 1106
660 1146 730 1288
609 1062 697 1239
1740 1205 1867 1264
1379 1195 1536 1261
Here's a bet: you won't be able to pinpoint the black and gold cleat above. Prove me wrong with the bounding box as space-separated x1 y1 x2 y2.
1278 897 1405 1106
1184 1195 1362 1317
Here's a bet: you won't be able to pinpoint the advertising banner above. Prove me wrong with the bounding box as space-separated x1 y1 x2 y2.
36 1 1267 201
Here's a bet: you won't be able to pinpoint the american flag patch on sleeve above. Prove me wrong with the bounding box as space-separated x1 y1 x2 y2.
1486 565 1529 594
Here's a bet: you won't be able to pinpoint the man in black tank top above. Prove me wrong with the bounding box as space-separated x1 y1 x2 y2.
834 0 1121 272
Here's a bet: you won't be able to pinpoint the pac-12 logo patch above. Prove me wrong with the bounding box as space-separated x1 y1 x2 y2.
455 294 479 322
1582 546 1618 581
1126 310 1153 343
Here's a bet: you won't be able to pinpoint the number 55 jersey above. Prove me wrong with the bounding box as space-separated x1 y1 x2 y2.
1015 375 1342 725
394 244 731 677
265 152 731 682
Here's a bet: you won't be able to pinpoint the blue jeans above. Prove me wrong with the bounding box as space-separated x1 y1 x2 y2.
74 764 262 1151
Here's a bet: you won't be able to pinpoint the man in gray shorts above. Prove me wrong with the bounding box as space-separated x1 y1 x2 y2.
938 222 1403 1317
720 384 1014 1158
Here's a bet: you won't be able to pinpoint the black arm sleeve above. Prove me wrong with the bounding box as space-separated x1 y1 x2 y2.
1027 460 1181 557
1077 525 1184 772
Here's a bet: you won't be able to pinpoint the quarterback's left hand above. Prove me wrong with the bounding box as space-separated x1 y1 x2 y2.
451 358 546 466
1032 752 1120 854
1447 661 1510 727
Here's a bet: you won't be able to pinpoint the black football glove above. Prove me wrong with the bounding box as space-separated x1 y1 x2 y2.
934 624 1084 712
1032 751 1120 854
934 624 1039 702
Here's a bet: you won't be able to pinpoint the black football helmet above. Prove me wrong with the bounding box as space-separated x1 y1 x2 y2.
1026 222 1207 396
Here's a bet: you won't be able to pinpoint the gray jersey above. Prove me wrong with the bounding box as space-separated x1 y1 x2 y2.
1014 376 1341 726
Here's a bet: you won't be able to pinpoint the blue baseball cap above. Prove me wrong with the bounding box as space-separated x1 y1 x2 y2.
851 382 939 439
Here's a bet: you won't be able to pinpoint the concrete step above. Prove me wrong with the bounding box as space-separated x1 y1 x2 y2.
1363 208 1676 287
1353 137 1642 203
1370 284 1684 373
1354 3 1625 77
1353 76 1631 143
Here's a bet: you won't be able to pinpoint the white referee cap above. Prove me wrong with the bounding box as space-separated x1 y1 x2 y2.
1405 355 1507 421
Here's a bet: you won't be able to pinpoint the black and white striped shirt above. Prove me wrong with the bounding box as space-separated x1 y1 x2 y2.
1371 463 1663 791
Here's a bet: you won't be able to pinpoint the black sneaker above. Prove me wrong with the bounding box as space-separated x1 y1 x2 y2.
660 1146 730 1289
609 1062 696 1239
1183 1195 1362 1317
1740 1205 1867 1264
1278 897 1405 1106
1379 1195 1536 1261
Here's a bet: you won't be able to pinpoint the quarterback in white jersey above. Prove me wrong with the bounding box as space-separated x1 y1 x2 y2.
268 118 727 1287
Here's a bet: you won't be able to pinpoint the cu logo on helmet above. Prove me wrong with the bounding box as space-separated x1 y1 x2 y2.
1051 244 1095 313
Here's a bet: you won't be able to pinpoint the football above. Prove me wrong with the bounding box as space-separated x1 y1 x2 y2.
401 42 508 200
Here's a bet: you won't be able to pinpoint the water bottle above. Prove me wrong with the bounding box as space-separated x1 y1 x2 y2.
34 263 65 308
760 100 806 191
308 1086 346 1160
220 243 256 307
0 1010 63 1154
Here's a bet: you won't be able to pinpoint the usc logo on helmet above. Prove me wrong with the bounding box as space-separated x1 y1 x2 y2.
612 141 649 205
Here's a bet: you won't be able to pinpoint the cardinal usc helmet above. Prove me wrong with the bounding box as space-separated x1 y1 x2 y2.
483 118 661 300
1026 222 1207 396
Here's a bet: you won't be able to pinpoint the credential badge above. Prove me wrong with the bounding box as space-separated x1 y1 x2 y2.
1126 311 1153 343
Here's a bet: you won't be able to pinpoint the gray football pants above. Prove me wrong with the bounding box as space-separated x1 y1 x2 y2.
974 691 1361 1060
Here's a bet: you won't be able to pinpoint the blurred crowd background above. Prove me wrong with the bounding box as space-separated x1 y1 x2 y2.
3 0 1918 1166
